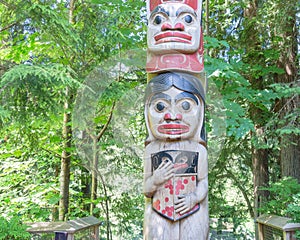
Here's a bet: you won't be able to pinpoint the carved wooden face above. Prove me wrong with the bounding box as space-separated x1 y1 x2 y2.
147 87 203 140
147 3 201 53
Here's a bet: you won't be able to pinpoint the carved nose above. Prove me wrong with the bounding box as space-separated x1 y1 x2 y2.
164 113 183 121
161 22 185 31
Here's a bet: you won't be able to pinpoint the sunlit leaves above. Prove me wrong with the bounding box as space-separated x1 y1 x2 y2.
0 216 31 240
260 177 300 216
0 63 79 125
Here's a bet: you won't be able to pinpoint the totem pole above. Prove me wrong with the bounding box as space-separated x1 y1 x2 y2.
143 0 209 239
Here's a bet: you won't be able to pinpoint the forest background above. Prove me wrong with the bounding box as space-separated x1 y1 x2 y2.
0 0 299 239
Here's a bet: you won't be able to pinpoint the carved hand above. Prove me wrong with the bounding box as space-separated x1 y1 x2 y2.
174 193 197 215
152 161 174 186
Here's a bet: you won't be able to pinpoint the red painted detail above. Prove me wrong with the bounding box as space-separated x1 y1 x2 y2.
164 113 183 121
146 28 204 73
174 23 185 31
191 176 196 181
161 23 172 32
164 113 172 120
165 197 169 202
165 206 174 217
183 179 189 184
150 0 198 12
146 51 203 73
175 179 185 194
174 163 188 169
154 31 191 44
165 179 173 188
158 124 189 135
153 199 161 211
161 23 185 32
156 38 191 44
176 113 183 120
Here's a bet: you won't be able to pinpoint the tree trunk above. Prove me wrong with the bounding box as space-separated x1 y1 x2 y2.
281 133 300 181
59 87 72 221
58 0 76 221
243 2 269 238
88 101 115 238
252 130 269 217
273 1 300 182
90 137 98 215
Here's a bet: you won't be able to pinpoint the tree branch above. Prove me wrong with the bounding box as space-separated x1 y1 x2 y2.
96 101 116 142
0 22 18 33
224 168 255 218
41 147 62 159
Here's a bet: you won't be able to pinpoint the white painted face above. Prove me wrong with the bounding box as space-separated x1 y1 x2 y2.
147 3 201 53
147 87 203 140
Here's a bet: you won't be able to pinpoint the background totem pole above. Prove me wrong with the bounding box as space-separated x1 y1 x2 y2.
143 0 209 239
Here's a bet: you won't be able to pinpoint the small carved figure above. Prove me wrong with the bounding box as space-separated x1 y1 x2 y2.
143 72 209 240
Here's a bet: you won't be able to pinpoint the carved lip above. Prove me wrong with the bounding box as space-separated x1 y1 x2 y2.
174 163 188 169
154 32 192 44
158 124 189 135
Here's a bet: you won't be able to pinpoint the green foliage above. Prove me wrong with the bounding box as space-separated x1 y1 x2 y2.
0 0 299 239
287 193 300 239
260 177 300 217
260 178 300 239
0 215 31 240
0 149 60 221
287 193 300 222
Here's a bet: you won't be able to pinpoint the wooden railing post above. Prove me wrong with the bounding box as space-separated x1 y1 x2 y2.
93 225 100 239
55 232 68 240
257 214 300 240
257 222 264 240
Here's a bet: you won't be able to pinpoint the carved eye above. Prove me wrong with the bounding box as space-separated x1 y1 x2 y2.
184 15 193 24
155 102 166 112
181 101 191 110
154 15 162 25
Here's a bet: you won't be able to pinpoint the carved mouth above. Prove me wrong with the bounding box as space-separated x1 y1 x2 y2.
154 31 192 44
158 124 189 135
174 163 188 169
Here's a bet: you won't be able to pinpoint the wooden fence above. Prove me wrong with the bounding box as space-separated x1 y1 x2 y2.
27 216 100 240
257 214 300 240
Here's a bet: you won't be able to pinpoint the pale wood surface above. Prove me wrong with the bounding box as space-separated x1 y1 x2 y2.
144 141 209 240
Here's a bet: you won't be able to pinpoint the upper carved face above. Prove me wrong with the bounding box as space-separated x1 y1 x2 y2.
147 3 201 53
147 87 203 140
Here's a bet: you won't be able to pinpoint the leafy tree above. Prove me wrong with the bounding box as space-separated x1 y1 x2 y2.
0 215 31 240
205 1 299 238
1 0 146 237
260 177 300 216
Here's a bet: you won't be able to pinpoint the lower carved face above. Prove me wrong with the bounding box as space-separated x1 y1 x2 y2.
147 87 202 140
147 3 201 53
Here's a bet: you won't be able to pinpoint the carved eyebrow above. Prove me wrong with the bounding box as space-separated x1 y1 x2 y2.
176 6 197 17
150 6 170 18
175 92 199 105
150 93 171 104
